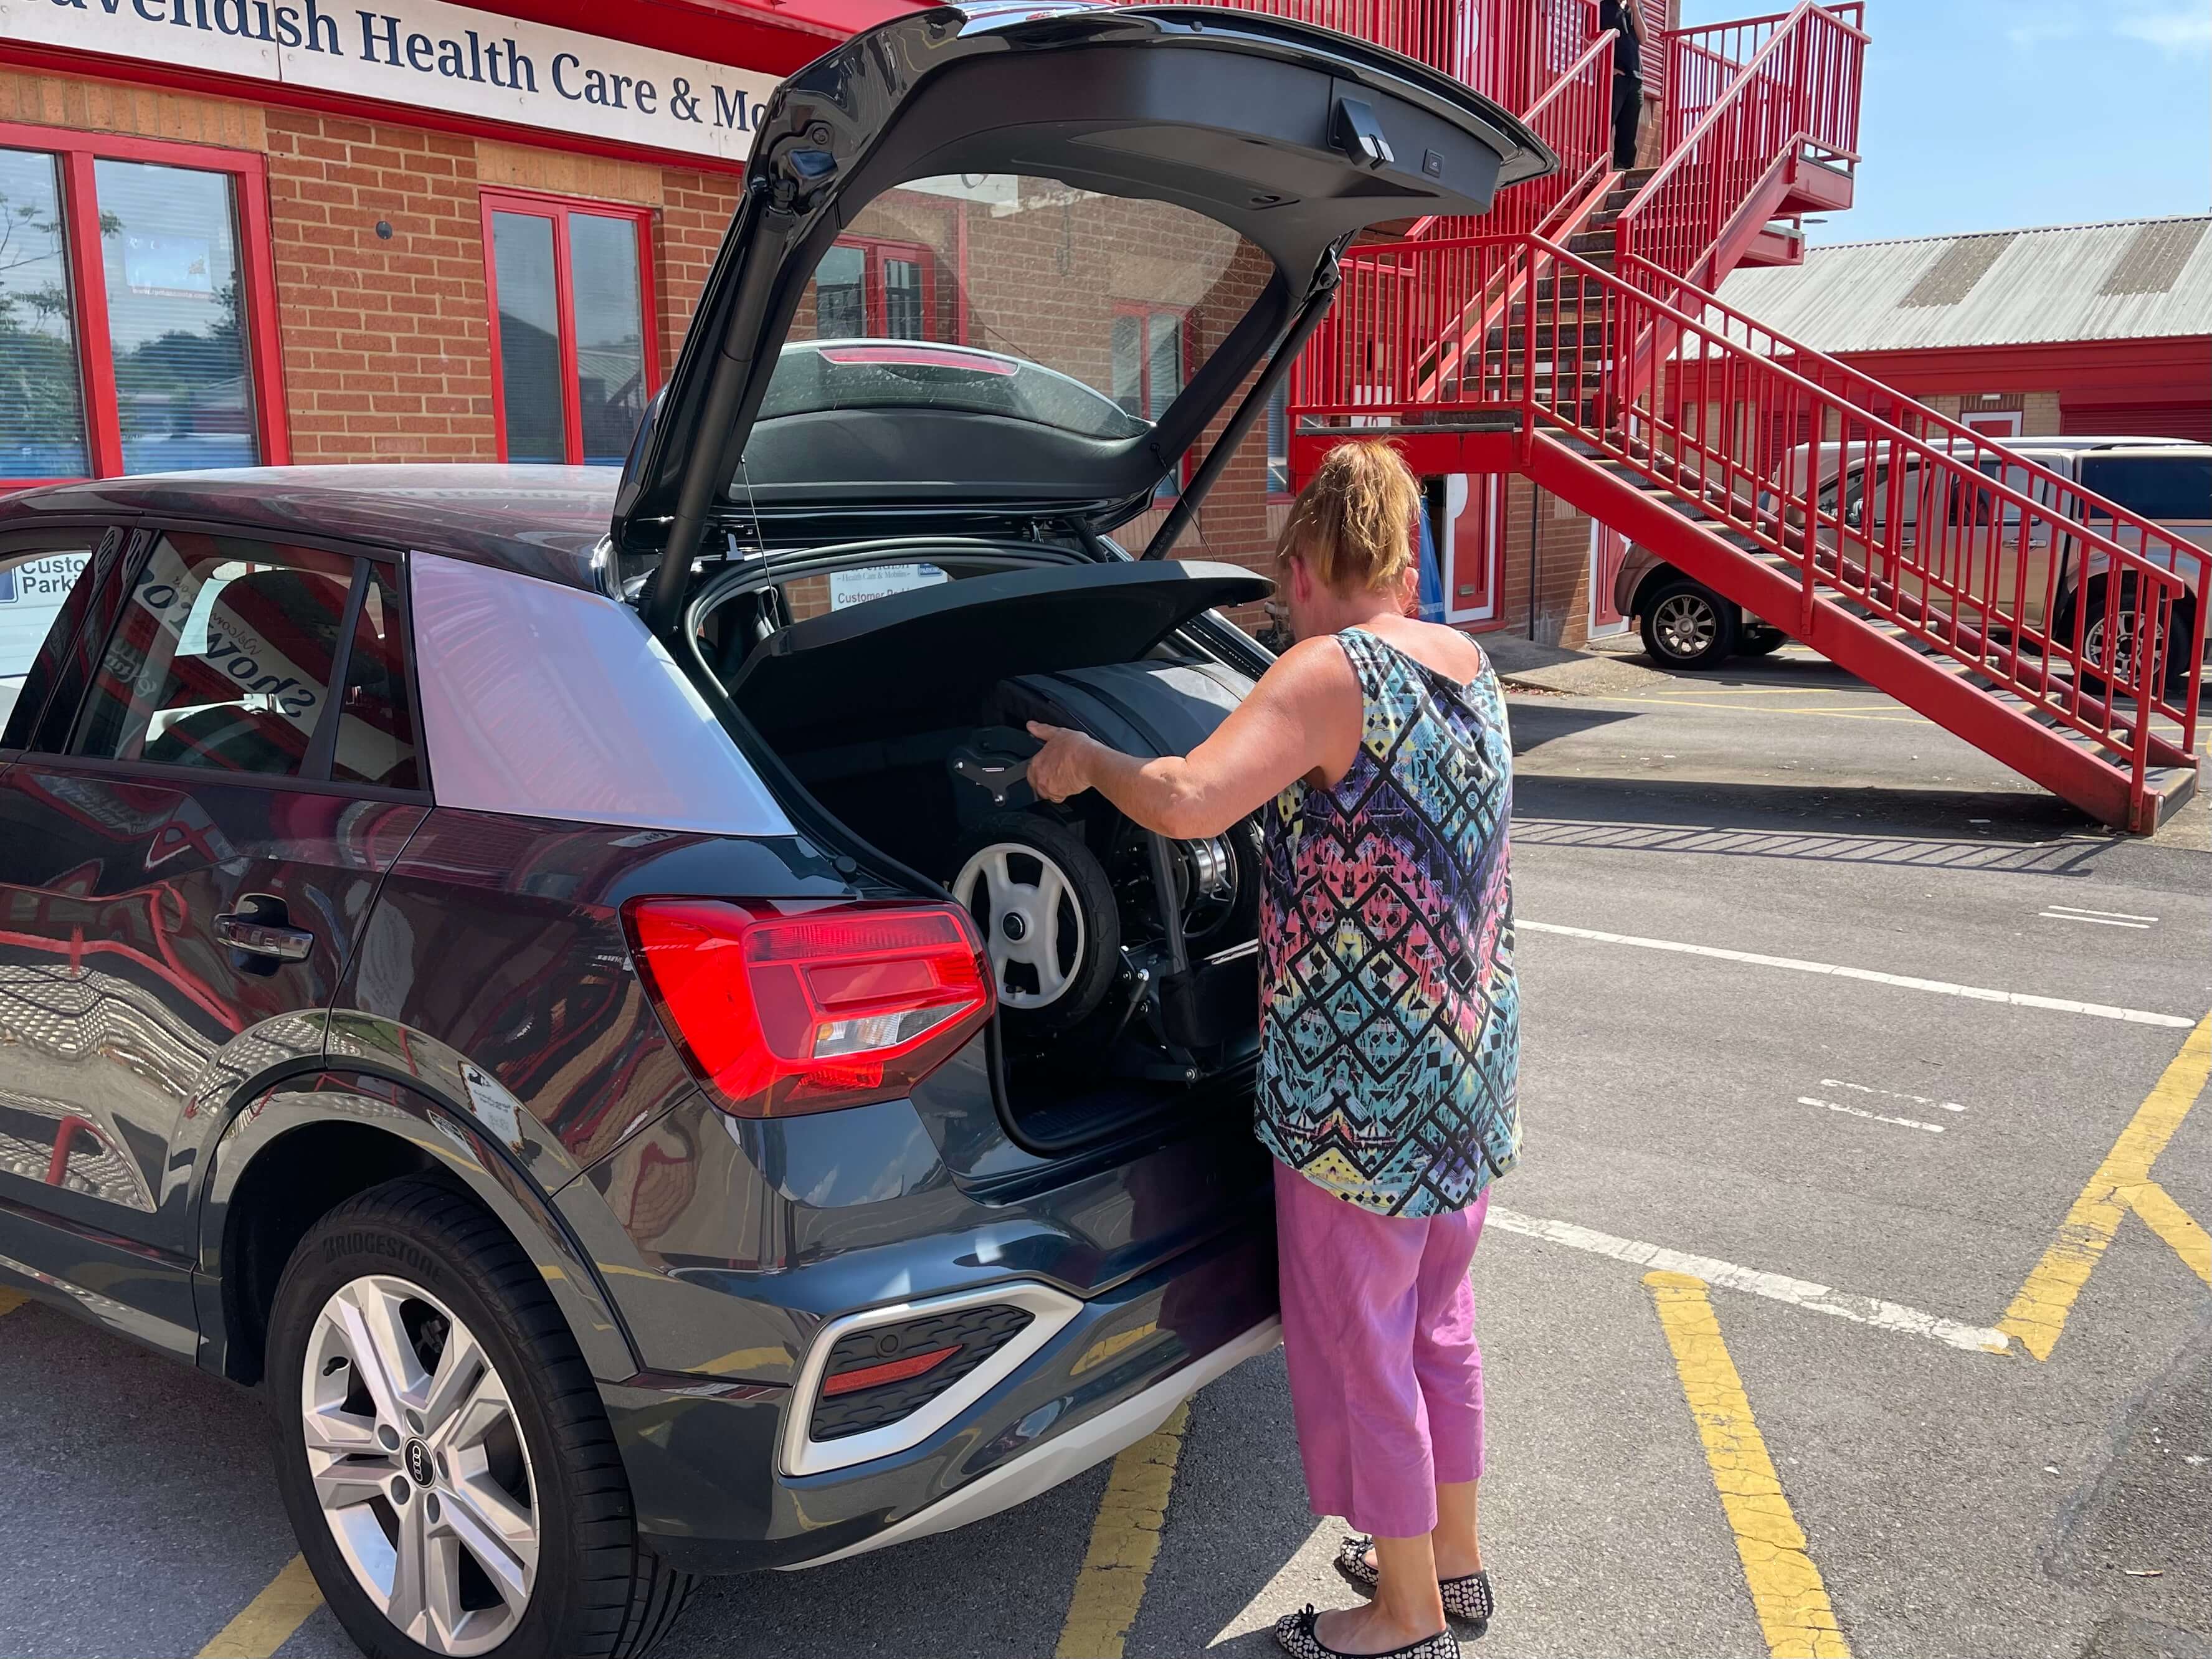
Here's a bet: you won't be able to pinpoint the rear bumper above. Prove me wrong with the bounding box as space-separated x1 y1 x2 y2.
602 1209 1278 1574
787 1312 1281 1569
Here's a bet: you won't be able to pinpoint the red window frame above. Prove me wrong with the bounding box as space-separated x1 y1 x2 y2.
479 188 663 467
1114 300 1192 501
821 235 940 341
0 121 287 492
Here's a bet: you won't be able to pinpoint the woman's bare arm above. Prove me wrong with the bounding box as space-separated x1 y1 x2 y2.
1023 637 1362 839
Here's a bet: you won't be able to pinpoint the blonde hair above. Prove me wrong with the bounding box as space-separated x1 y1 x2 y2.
1275 440 1419 594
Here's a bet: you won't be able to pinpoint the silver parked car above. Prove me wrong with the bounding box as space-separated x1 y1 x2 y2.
1613 435 2211 678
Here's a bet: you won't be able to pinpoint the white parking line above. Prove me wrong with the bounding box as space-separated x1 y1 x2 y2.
1820 1078 1966 1113
1519 920 2194 1028
2043 905 2159 923
1489 1206 2012 1355
1798 1095 1946 1134
2039 910 2153 929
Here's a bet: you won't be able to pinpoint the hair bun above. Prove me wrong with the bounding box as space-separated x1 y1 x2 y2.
1275 440 1419 596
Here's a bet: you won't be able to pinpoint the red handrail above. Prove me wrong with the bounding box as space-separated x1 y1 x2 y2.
1295 231 2206 792
1430 27 1616 242
1165 0 1599 102
1618 1 1868 292
1172 0 1465 83
1660 2 1866 146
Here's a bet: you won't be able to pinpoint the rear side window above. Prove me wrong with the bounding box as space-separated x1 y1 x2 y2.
2079 456 2212 523
72 534 354 775
0 535 110 749
331 565 420 790
65 533 421 789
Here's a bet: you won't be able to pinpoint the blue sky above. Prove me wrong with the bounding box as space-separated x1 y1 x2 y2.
1678 0 2212 244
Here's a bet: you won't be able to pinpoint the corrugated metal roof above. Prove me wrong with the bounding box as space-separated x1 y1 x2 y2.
1715 217 2212 352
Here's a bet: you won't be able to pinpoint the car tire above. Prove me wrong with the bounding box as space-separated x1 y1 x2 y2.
1739 628 1789 658
2077 579 2193 700
1639 579 1739 670
952 811 1121 1030
267 1178 692 1659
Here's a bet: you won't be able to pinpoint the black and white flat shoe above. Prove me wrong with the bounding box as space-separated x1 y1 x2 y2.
1333 1536 1496 1637
1273 1605 1460 1659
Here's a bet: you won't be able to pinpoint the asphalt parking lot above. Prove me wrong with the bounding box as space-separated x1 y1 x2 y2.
4 644 2208 1659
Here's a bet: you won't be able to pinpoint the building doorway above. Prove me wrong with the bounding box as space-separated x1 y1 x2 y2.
1441 473 1503 625
1588 521 1631 637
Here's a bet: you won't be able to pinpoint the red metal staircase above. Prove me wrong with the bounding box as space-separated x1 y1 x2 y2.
1283 1 2205 832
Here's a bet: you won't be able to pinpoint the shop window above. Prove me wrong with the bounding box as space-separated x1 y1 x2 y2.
1113 303 1187 500
815 237 935 341
482 191 660 467
0 124 282 488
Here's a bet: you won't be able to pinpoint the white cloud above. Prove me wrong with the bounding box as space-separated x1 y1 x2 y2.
2004 4 2084 47
2114 9 2212 50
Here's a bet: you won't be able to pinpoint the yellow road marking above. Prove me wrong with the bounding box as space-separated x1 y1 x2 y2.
2129 1182 2212 1285
1648 684 1871 696
1646 1272 1851 1659
196 1555 323 1659
1997 1012 2212 1361
1584 695 1925 724
1055 1403 1189 1658
0 1287 26 1317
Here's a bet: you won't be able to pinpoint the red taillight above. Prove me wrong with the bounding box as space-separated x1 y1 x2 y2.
622 899 994 1118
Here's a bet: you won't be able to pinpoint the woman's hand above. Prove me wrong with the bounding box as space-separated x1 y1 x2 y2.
1025 721 1098 802
1018 641 1359 837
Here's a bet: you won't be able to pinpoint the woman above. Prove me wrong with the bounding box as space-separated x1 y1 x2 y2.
1025 441 1519 1659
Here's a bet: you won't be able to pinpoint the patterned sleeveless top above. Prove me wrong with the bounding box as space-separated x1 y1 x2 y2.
1255 627 1519 1219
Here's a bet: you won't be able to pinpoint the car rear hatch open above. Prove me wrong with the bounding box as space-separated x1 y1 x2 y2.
613 0 1552 618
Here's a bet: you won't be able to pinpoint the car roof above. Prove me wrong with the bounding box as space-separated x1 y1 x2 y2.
0 465 619 590
2076 444 2211 457
1795 434 2195 457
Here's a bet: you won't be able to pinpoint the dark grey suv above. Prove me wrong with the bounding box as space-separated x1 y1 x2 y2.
0 9 1542 1656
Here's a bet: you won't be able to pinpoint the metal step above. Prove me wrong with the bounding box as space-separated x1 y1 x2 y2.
1482 322 1612 351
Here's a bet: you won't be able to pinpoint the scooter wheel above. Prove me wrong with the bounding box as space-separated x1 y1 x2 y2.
951 813 1121 1032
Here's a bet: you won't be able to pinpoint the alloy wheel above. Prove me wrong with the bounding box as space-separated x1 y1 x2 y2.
2084 604 2144 687
954 842 1086 1009
1653 592 1718 660
300 1275 539 1657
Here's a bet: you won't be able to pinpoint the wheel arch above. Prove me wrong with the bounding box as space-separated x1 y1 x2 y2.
2072 570 2201 686
200 1070 640 1388
1625 556 1684 623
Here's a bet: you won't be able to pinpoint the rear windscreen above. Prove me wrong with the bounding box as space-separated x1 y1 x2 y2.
750 173 1271 453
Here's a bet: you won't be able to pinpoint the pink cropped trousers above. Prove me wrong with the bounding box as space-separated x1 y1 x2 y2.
1273 1159 1492 1540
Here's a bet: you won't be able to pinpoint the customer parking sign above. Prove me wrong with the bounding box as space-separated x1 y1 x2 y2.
0 553 92 683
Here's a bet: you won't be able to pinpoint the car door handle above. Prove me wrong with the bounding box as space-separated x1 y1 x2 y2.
214 909 315 963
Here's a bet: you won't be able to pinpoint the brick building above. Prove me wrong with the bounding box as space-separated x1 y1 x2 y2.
0 0 883 484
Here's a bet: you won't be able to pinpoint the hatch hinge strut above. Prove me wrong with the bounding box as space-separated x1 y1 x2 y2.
1139 246 1344 561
